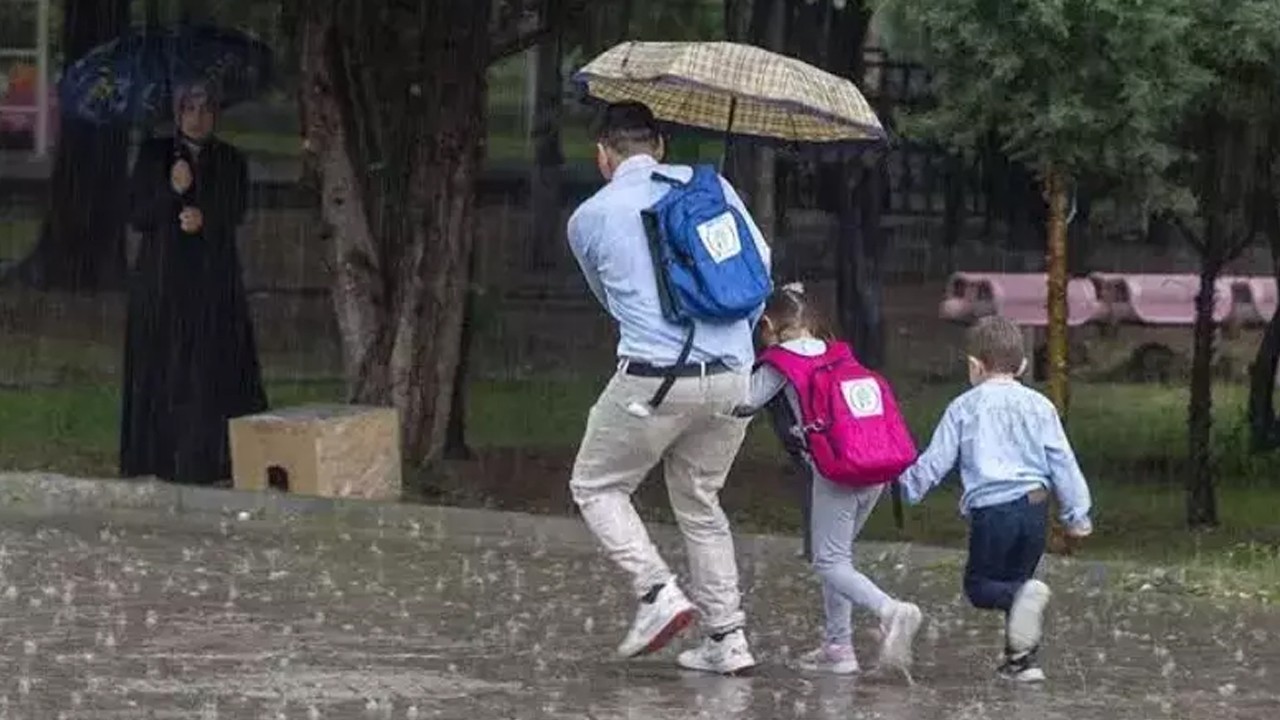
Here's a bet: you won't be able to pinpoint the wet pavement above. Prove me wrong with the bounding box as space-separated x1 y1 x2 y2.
0 488 1277 719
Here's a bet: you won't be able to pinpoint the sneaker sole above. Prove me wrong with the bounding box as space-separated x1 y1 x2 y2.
628 606 697 658
1007 582 1051 654
1001 667 1047 683
679 653 758 675
799 662 860 675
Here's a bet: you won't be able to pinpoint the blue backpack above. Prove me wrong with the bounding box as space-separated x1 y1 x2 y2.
633 164 771 412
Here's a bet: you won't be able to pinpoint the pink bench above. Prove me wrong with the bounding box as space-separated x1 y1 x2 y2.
1088 273 1231 325
1222 276 1277 327
938 272 1102 327
0 86 58 142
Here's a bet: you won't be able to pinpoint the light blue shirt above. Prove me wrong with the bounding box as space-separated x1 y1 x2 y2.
567 154 771 371
898 379 1094 534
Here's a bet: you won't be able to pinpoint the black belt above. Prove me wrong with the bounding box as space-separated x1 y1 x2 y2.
625 360 730 378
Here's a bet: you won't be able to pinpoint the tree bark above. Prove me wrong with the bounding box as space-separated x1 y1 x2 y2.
837 160 887 368
747 0 787 246
528 0 566 269
445 246 481 461
1187 249 1220 528
298 0 491 471
1248 199 1280 452
1044 166 1071 415
942 153 964 275
10 0 130 292
722 0 759 187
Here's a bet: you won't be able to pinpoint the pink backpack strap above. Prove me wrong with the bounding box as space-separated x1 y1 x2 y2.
758 342 857 425
759 342 855 379
758 346 800 382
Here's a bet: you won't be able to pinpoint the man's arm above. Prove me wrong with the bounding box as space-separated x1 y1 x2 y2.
898 402 962 505
566 206 606 307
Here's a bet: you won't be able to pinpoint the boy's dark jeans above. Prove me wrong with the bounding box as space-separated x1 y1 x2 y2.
965 489 1049 611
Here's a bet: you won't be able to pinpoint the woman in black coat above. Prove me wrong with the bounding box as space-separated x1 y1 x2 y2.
119 80 266 484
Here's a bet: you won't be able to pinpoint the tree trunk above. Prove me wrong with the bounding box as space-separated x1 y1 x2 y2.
1187 251 1220 528
445 247 481 461
1044 167 1071 415
298 0 491 471
942 153 964 275
747 0 786 245
1248 273 1280 452
837 161 887 368
10 0 130 292
1248 200 1280 452
178 0 213 23
528 0 565 269
722 0 759 187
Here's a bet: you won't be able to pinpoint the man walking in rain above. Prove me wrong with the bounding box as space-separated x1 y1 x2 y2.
567 101 771 674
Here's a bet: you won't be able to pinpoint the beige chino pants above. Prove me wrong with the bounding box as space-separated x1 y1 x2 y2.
570 367 751 634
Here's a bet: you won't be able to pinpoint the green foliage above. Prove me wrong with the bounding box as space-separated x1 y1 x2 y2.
563 0 722 66
877 0 1209 192
1171 0 1280 233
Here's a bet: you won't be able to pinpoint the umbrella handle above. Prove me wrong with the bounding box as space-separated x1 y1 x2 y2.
718 96 738 174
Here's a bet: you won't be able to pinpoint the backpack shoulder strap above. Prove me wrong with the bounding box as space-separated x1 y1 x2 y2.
651 164 695 188
759 347 825 425
804 343 861 427
757 347 807 385
819 340 855 365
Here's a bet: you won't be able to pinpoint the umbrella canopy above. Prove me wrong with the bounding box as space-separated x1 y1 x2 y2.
59 23 273 126
573 41 884 146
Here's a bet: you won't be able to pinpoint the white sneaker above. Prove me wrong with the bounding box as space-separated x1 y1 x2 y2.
677 629 757 675
999 651 1047 683
616 583 697 658
1007 580 1051 655
797 644 860 675
877 601 924 670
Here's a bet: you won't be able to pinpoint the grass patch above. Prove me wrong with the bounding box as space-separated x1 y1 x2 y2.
3 376 1280 596
0 217 39 261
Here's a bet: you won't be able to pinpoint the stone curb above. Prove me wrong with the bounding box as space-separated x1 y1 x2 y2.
0 472 900 561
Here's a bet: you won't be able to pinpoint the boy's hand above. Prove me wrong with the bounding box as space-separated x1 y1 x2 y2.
1061 522 1092 555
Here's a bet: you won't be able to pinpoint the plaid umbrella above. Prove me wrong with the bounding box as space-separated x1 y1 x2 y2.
573 41 885 145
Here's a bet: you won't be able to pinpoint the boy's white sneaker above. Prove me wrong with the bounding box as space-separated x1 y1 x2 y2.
797 644 860 675
1007 580 1051 655
616 583 697 658
998 650 1047 683
677 628 757 675
877 601 924 670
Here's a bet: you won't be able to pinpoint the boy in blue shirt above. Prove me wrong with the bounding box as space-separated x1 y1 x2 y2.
897 316 1093 682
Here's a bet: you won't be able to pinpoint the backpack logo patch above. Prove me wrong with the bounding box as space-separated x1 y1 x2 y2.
841 377 884 418
696 212 742 264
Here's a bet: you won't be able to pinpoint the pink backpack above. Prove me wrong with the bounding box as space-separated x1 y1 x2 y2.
758 342 918 487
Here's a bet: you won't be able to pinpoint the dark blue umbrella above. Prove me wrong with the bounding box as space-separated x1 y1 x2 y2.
58 23 273 126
